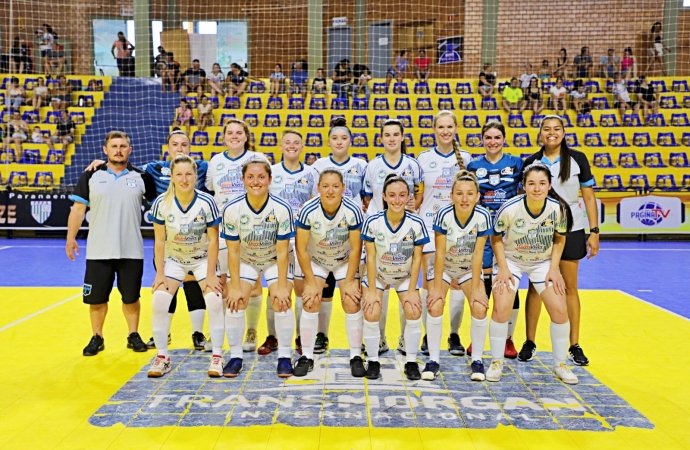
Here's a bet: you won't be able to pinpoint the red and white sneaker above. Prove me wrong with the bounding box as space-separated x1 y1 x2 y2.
504 338 518 359
208 355 225 377
147 355 171 378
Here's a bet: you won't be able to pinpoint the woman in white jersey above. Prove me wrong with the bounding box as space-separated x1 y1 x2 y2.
426 171 491 381
488 162 578 384
206 119 269 353
361 174 429 380
147 154 224 378
221 160 296 378
363 119 423 355
294 169 365 377
417 110 472 357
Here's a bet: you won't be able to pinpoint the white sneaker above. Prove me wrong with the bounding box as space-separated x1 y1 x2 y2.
379 336 389 354
553 363 579 385
208 355 225 377
397 335 405 354
485 359 504 382
147 356 171 378
204 335 213 352
242 329 257 352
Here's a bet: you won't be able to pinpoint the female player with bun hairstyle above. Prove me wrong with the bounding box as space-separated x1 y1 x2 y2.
488 162 578 385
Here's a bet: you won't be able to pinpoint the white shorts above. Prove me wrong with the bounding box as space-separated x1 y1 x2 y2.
361 274 411 293
492 258 554 294
426 264 472 285
237 261 294 286
217 246 228 274
288 251 303 279
422 239 435 254
164 259 213 283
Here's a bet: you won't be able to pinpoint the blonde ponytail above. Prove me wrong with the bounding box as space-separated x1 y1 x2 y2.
452 139 466 171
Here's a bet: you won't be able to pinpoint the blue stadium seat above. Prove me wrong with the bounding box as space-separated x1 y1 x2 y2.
541 81 555 93
352 115 369 128
70 111 86 125
530 114 545 128
374 115 390 128
602 174 623 190
618 152 640 168
189 151 204 161
650 80 667 93
248 82 265 93
565 133 580 147
219 113 236 125
305 133 323 147
508 114 526 128
683 133 690 147
599 114 620 127
415 98 432 110
242 113 258 127
264 114 281 127
33 171 54 186
393 83 409 95
437 98 455 110
286 114 302 127
414 82 430 94
267 97 283 109
260 132 278 147
20 149 41 164
629 174 649 189
351 133 369 148
264 152 276 164
592 97 610 110
352 152 369 161
308 114 325 128
209 96 220 109
657 132 678 147
604 80 614 93
81 95 95 107
684 174 690 189
622 113 642 127
672 80 688 92
633 132 653 147
288 97 305 110
684 96 690 108
459 98 476 111
309 97 326 110
224 97 240 109
647 113 667 127
434 83 450 95
455 82 472 94
184 96 198 108
373 98 390 111
372 83 388 94
463 115 480 129
404 133 414 149
9 171 28 186
22 111 39 124
593 152 614 168
608 132 629 147
584 133 604 147
417 115 433 128
660 95 679 109
352 98 368 110
563 80 575 92
45 149 64 164
481 98 498 110
420 133 436 147
191 131 209 146
465 134 483 148
655 174 677 190
671 113 689 126
213 132 224 146
512 133 532 148
0 148 15 163
584 81 601 93
374 133 383 147
643 152 666 168
396 115 412 128
670 152 689 167
44 111 61 124
485 115 502 124
23 78 39 90
394 98 411 111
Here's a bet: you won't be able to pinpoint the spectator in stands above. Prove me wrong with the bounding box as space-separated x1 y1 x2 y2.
549 77 568 116
47 41 67 76
289 61 309 99
268 63 285 97
4 77 25 112
10 37 31 74
37 24 55 74
519 64 538 94
226 63 260 97
206 63 225 98
356 67 372 102
173 99 192 135
574 46 592 79
50 75 72 111
636 75 658 123
197 95 214 132
553 48 570 80
386 51 408 86
502 77 526 114
311 68 329 103
180 59 207 97
154 46 169 78
332 59 353 98
30 78 49 111
539 60 551 80
478 63 496 101
612 72 640 120
526 77 544 115
111 31 135 77
414 49 432 82
645 22 670 76
31 126 46 144
306 153 317 166
3 111 29 160
570 80 590 114
87 79 103 92
598 48 619 81
47 109 75 151
621 47 637 81
163 53 181 92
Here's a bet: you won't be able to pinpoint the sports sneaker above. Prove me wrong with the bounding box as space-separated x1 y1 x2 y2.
295 336 302 355
350 356 366 377
485 360 504 382
293 356 314 377
568 344 590 366
208 355 225 377
397 335 406 355
447 333 466 356
470 360 486 381
517 340 537 362
204 335 213 352
420 335 429 356
83 335 104 356
258 335 278 355
146 333 171 350
504 338 518 359
421 361 440 381
127 332 148 352
365 360 380 379
379 336 389 355
223 357 243 378
553 362 579 384
192 331 206 351
243 329 258 352
277 357 293 378
404 361 421 380
314 332 329 354
147 355 171 377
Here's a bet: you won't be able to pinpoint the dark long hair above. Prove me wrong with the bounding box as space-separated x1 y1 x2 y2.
382 174 409 210
381 118 406 154
522 162 573 233
481 120 506 141
539 115 571 183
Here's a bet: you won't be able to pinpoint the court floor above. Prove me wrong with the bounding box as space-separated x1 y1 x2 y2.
0 239 689 449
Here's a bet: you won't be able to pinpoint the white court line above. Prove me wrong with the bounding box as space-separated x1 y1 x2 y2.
617 290 690 322
0 293 81 333
0 246 11 251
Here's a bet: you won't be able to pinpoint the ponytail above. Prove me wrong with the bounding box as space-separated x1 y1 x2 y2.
539 115 571 183
452 139 466 170
548 188 574 234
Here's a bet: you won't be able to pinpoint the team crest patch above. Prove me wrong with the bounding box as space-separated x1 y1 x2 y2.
376 232 385 241
430 161 437 168
475 168 488 178
83 284 92 296
167 214 175 223
515 218 526 229
501 166 514 175
274 175 283 183
180 224 189 233
240 214 250 225
161 167 171 176
126 178 137 188
313 222 322 230
216 163 225 171
489 174 500 186
390 243 398 252
377 170 387 179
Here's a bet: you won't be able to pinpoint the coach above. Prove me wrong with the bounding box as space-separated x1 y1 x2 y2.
66 131 158 356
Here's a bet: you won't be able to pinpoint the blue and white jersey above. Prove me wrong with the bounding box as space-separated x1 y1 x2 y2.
269 162 318 217
142 160 209 196
418 146 472 229
311 155 368 209
493 195 567 264
206 150 270 208
433 204 492 272
149 190 221 265
467 153 524 216
221 194 295 268
361 211 429 284
296 196 364 269
363 154 423 215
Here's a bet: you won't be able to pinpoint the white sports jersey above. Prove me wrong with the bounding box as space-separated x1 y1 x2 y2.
149 190 221 265
493 194 568 264
418 147 472 229
433 204 492 272
363 154 423 215
361 211 429 284
220 194 295 268
206 150 270 207
311 155 368 209
269 162 318 217
296 196 364 269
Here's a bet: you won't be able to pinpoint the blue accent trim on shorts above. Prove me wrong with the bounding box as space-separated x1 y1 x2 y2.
277 231 295 241
221 233 240 241
166 276 184 282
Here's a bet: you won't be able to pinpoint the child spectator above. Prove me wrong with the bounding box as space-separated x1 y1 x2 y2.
180 59 206 97
173 99 192 134
553 48 570 80
414 49 432 82
478 63 496 100
519 63 538 93
154 46 169 78
599 48 619 81
269 63 285 97
570 80 590 114
47 109 75 151
163 53 181 92
357 67 372 102
526 77 544 115
226 63 261 97
636 75 658 123
386 51 408 86
311 68 329 103
197 95 214 132
621 47 637 81
288 61 309 99
207 63 225 97
574 46 593 79
549 77 568 116
539 60 551 80
612 72 640 120
31 126 46 144
5 77 25 112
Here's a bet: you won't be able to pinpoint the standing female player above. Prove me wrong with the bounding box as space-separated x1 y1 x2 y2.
417 110 472 356
221 160 296 377
520 115 599 365
206 119 269 353
467 121 524 358
489 162 577 384
426 171 491 381
361 174 429 380
294 169 365 376
147 154 224 377
363 119 423 355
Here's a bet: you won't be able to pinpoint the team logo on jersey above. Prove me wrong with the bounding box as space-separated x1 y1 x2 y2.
515 218 526 229
161 167 171 176
429 161 437 168
298 178 309 185
194 214 204 223
376 232 385 241
347 167 359 174
446 227 453 237
266 213 276 222
240 214 250 224
338 218 348 228
313 221 322 230
497 219 505 228
285 184 295 194
167 213 175 223
216 163 225 171
226 224 236 232
441 168 451 177
528 229 537 239
280 221 290 231
488 174 500 186
126 178 137 188
501 167 514 175
180 224 189 233
254 225 264 234
541 218 554 227
475 168 488 178
377 170 387 179
402 168 412 177
274 175 283 183
389 243 398 253
83 284 92 296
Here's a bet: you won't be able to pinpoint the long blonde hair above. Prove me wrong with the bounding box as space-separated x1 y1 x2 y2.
433 110 465 170
162 154 197 212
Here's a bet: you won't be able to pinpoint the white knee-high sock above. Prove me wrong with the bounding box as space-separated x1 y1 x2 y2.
317 301 333 336
189 309 205 333
245 295 262 332
225 310 245 359
345 310 363 359
300 310 319 359
420 288 428 332
266 300 276 336
426 314 443 363
449 290 465 334
203 292 225 355
404 318 422 363
363 319 380 362
379 290 390 339
507 308 519 340
550 321 571 367
471 316 488 362
489 319 509 361
275 309 295 358
398 300 407 336
294 296 303 332
152 291 174 358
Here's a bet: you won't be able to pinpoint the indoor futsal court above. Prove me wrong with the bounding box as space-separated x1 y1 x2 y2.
0 238 688 449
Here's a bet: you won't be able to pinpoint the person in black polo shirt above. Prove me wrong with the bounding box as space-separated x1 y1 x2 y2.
66 130 158 356
47 109 74 151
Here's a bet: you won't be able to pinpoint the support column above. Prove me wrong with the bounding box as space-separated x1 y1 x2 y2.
307 0 323 77
165 0 180 31
480 0 498 68
134 0 151 77
355 0 366 64
663 0 680 75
